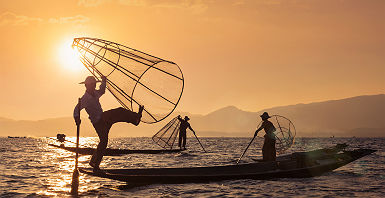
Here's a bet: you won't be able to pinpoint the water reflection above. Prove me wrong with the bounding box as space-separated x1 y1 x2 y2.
1 137 382 197
37 137 99 196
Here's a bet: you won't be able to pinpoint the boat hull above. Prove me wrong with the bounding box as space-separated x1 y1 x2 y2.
48 144 182 156
79 146 375 184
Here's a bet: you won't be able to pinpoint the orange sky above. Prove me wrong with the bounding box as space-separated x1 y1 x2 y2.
0 0 384 120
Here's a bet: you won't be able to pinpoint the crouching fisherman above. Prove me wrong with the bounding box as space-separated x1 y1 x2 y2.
73 76 144 172
56 133 66 147
254 112 277 161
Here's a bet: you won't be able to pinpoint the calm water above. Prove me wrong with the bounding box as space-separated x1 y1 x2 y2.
0 137 384 197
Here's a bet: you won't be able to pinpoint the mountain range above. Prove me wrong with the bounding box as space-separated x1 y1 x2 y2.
0 94 384 137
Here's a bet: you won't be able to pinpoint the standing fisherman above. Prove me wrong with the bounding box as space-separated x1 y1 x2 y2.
254 112 277 161
177 115 195 150
73 76 144 172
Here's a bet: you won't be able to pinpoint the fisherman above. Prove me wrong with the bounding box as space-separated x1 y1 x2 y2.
73 76 144 172
56 133 66 147
254 112 277 161
57 133 66 142
177 115 195 150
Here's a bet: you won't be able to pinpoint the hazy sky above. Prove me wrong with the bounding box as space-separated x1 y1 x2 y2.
0 0 384 120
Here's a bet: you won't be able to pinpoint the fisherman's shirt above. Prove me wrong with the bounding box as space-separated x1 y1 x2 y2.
262 120 277 140
73 81 106 124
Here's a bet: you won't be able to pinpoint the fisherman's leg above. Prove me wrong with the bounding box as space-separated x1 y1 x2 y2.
265 139 275 161
91 121 110 169
182 133 186 149
103 107 143 126
262 138 268 161
94 135 108 167
271 139 277 161
178 132 182 148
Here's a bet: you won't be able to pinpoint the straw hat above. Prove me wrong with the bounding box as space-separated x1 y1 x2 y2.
260 112 271 119
79 76 101 84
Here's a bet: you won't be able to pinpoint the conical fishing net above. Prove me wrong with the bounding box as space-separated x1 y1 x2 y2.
72 37 184 124
256 115 296 154
152 116 181 149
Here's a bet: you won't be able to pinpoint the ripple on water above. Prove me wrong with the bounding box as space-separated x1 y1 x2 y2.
0 137 384 197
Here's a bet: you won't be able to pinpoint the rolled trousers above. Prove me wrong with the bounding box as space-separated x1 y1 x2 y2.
262 137 276 161
178 130 187 148
90 107 139 167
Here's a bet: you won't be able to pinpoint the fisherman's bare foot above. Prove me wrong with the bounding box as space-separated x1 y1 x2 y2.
93 166 104 174
134 105 144 126
89 162 96 168
138 105 144 115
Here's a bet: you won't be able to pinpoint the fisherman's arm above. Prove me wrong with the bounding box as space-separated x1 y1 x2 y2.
73 105 81 125
254 122 265 137
97 76 107 96
73 98 85 125
188 125 195 135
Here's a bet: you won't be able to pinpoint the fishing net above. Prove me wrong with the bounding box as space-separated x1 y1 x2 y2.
72 37 184 124
152 116 181 149
256 115 296 154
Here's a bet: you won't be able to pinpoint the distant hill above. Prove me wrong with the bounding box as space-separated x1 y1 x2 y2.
189 94 385 137
0 94 384 137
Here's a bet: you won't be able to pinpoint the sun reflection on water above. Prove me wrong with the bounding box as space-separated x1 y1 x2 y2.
36 137 99 196
1 137 382 197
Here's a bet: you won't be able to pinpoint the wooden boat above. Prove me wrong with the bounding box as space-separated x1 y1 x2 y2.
8 136 27 138
48 144 183 156
79 144 375 184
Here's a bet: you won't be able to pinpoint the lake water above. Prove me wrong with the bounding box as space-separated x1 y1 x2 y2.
0 137 384 197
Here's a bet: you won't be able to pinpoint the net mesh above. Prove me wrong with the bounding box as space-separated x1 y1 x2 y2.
152 116 181 149
256 115 296 154
72 37 184 124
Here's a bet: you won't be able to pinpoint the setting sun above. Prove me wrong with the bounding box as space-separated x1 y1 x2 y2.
57 39 83 72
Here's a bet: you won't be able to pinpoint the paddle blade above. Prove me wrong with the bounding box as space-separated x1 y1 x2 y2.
70 169 79 195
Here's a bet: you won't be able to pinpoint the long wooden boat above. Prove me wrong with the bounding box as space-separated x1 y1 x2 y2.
48 144 182 156
79 144 375 184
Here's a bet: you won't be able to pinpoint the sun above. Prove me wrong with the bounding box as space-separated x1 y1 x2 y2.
57 39 83 72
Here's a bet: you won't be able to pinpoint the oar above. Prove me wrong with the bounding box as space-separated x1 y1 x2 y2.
192 131 206 152
71 98 81 195
236 136 256 164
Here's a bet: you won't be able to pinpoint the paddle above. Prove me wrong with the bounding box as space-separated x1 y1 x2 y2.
192 130 206 152
71 98 81 195
236 136 256 164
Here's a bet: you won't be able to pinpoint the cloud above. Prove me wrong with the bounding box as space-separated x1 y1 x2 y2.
48 15 90 24
149 0 209 14
0 12 43 26
118 0 147 6
78 0 146 7
0 12 90 27
77 0 208 14
77 0 109 7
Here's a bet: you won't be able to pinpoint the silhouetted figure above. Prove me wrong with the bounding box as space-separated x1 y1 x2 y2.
73 76 144 172
57 133 66 142
254 112 277 161
57 133 66 147
177 115 195 150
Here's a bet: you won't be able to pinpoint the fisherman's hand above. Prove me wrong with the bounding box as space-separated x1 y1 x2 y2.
101 75 107 82
74 116 81 125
